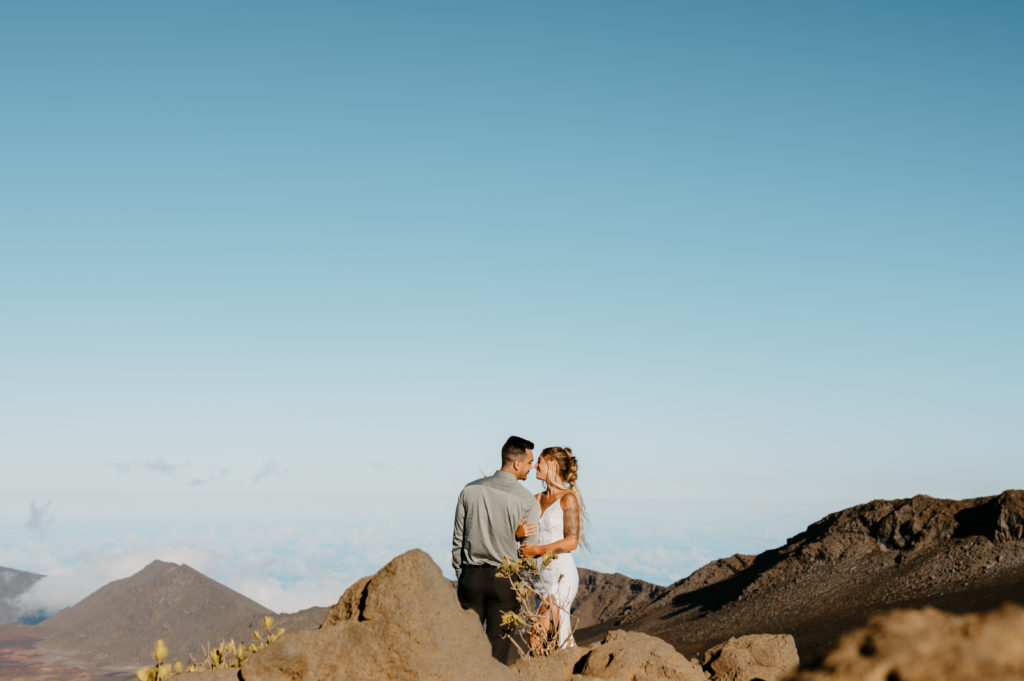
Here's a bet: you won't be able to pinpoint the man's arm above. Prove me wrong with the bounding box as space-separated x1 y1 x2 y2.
452 492 466 578
518 494 541 544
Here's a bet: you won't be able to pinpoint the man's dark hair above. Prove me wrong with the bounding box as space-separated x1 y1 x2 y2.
501 435 534 465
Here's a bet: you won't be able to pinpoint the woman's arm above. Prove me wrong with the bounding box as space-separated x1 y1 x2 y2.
520 494 580 557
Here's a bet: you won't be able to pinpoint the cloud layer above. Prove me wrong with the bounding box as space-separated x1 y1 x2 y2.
0 492 799 619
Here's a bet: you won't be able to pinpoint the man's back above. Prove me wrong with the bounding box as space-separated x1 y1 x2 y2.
452 436 539 664
453 471 539 574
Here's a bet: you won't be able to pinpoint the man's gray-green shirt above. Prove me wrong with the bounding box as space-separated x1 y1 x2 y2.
452 470 541 577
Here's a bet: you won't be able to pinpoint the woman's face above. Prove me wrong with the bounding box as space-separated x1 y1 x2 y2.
535 456 549 482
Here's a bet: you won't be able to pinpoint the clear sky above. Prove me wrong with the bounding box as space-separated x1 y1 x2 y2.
2 2 1022 614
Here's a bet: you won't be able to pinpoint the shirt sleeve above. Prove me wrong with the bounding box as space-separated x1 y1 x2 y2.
519 493 541 543
452 491 466 577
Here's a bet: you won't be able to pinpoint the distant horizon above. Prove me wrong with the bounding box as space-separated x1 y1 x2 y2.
5 485 1020 617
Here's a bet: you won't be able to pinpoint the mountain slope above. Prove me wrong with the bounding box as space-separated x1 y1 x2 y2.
573 567 667 629
0 566 45 625
36 560 274 667
583 490 1024 663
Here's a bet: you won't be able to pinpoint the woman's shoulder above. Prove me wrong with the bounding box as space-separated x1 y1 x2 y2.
559 491 579 509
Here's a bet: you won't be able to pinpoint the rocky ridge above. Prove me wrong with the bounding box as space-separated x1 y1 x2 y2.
609 490 1024 662
573 567 667 629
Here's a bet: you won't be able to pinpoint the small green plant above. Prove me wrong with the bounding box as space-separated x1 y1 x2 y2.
135 640 182 681
497 553 578 659
137 615 285 678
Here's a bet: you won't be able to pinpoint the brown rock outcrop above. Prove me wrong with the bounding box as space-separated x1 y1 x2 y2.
514 630 707 681
701 634 798 681
513 645 591 681
574 630 707 681
241 549 515 681
793 604 1024 681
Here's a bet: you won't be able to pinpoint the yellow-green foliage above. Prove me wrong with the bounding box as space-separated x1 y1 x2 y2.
135 640 178 681
137 616 285 678
497 552 578 660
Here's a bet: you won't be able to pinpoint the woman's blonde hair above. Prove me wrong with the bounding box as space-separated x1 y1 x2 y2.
541 446 589 548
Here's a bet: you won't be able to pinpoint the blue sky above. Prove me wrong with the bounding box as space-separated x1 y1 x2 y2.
2 2 1022 612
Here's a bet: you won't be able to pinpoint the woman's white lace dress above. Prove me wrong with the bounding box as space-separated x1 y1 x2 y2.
533 498 579 648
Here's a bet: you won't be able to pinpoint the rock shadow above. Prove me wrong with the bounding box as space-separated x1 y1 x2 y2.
664 551 787 618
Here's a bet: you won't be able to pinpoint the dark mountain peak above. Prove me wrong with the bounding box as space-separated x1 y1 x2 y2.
785 490 1024 564
141 558 178 570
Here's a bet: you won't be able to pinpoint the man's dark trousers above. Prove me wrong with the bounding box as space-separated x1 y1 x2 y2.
457 564 518 664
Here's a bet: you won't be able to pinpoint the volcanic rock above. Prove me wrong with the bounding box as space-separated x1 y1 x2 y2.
609 490 1024 663
512 645 590 681
701 634 798 681
793 603 1024 681
573 629 707 681
514 630 707 681
241 549 515 681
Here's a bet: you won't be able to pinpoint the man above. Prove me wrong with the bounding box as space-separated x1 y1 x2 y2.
452 435 541 663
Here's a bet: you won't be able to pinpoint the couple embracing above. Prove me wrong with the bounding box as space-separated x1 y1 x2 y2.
452 435 585 663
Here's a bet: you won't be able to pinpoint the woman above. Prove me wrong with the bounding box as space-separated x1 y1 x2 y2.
519 446 584 650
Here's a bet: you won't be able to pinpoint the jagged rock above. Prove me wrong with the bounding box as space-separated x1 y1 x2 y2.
574 630 707 681
793 604 1024 681
701 634 798 681
319 575 371 627
513 645 591 681
993 490 1024 541
240 549 515 681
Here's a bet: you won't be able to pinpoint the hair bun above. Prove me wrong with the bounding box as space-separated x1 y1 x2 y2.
565 448 578 485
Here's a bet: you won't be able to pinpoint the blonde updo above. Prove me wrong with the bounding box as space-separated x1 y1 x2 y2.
541 446 588 548
541 446 577 486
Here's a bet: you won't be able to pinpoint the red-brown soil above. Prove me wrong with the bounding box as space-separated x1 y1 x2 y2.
0 625 127 681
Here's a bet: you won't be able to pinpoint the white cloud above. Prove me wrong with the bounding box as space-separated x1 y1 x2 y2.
1 490 800 620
